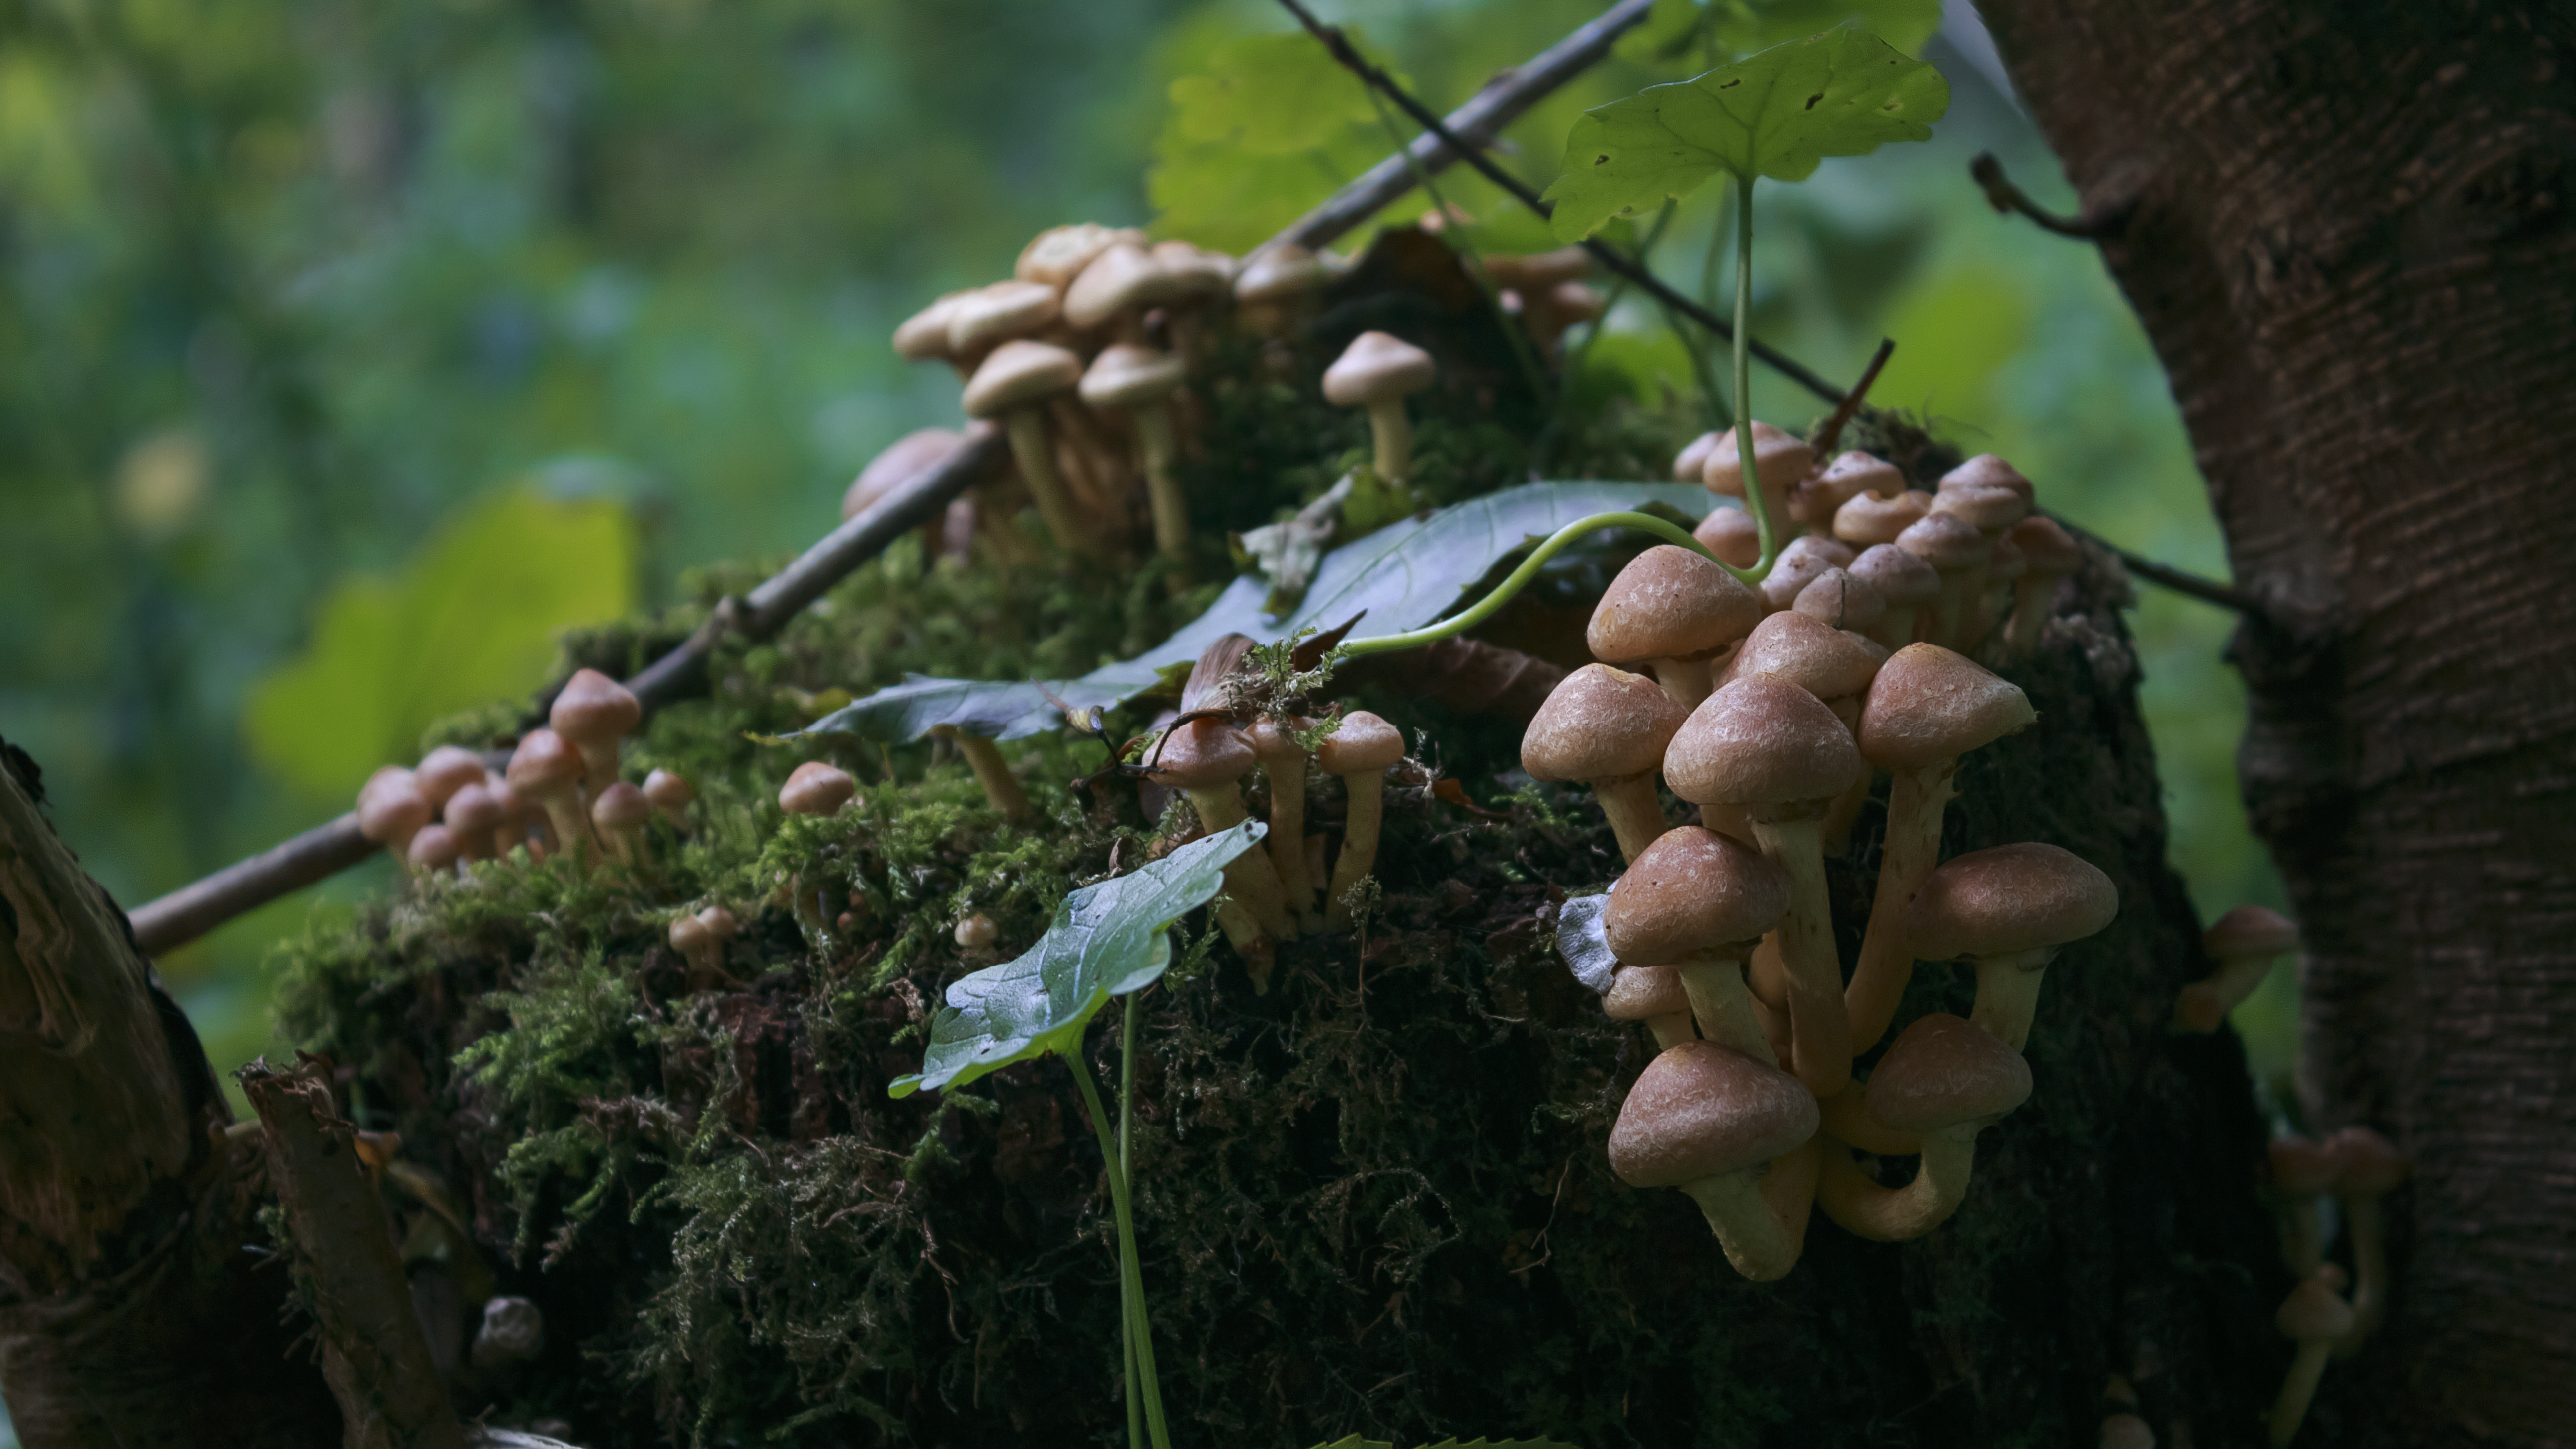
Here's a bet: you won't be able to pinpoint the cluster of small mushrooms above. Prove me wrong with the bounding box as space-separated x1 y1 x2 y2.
2259 1087 2409 1443
846 219 1603 564
1542 430 2121 1280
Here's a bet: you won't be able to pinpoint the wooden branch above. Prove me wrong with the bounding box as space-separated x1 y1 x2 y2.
1810 336 1896 460
1267 0 1658 254
240 1056 465 1449
1968 152 2132 239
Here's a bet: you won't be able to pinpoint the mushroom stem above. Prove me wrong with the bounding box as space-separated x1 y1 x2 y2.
1132 402 1191 562
1362 396 1414 481
1323 771 1387 932
1000 407 1088 554
1819 1081 1920 1158
1591 773 1670 863
1813 1125 1982 1241
1184 787 1297 943
1968 947 2057 1051
1249 722 1318 929
1846 762 1957 1053
1747 815 1852 1100
1674 952 1778 1066
1648 656 1716 711
2269 1339 2334 1448
1676 1167 1802 1283
1757 1136 1820 1266
940 728 1034 822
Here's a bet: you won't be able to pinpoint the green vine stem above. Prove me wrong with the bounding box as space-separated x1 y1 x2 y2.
1115 994 1144 1449
1730 172 1780 579
1070 1032 1172 1449
1340 508 1768 659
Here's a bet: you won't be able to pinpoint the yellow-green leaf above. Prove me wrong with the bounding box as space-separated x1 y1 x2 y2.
1148 27 1400 251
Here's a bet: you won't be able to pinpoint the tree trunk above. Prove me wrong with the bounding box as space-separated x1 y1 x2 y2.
1977 3 2576 1442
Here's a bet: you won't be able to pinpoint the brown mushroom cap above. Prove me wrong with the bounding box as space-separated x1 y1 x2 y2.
356 767 431 845
1758 534 1859 611
1064 242 1185 330
2009 515 2083 576
1145 717 1256 791
1835 489 1932 546
417 745 490 811
1317 710 1405 774
1849 543 1942 610
1604 963 1692 1022
1904 842 2118 961
1149 239 1235 294
962 339 1084 418
696 904 739 941
2276 1278 2357 1341
1896 511 1990 572
1722 610 1883 703
1939 453 2035 504
2269 1135 2344 1196
1931 481 2031 537
1484 246 1591 289
504 728 585 794
1079 343 1186 410
1674 430 1722 483
1522 664 1688 784
1819 451 1905 503
2327 1126 2407 1196
1587 545 1764 666
1793 567 1886 634
1234 244 1330 304
1322 331 1436 407
843 427 966 522
892 292 968 363
443 781 507 841
1864 1011 2033 1132
551 668 641 751
1701 420 1814 500
1608 1040 1819 1188
1694 507 1761 568
643 768 695 815
1855 644 2037 771
1664 675 1865 810
1987 531 2028 583
947 280 1063 357
1603 826 1792 962
667 912 710 960
408 824 460 872
779 760 858 817
1016 222 1129 288
2206 904 2299 959
591 780 652 832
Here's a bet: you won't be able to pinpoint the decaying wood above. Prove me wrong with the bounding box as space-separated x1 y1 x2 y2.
1980 3 2576 1442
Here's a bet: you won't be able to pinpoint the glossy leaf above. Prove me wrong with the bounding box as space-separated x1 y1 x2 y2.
1543 28 1948 242
798 481 1713 745
889 821 1265 1098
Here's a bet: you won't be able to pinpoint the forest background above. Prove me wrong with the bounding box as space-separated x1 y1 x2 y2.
0 2 2287 1435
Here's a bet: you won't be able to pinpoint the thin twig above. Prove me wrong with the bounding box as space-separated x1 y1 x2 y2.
1810 337 1896 459
1274 0 1852 407
2047 513 2260 613
1969 152 2131 240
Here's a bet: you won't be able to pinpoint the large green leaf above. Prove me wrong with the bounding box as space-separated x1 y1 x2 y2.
891 821 1266 1098
1147 26 1398 251
1542 28 1947 242
798 481 1713 745
1620 0 1941 69
242 488 635 802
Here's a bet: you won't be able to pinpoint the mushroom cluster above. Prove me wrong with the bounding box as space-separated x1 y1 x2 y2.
2256 1124 2409 1443
1675 430 2085 667
1535 488 2122 1278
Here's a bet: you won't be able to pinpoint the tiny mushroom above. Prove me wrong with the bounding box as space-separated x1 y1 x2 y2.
483 772 528 856
954 913 999 950
356 766 433 877
1585 544 1765 711
1801 451 1904 534
1903 841 2120 1052
471 1296 546 1373
666 913 716 978
416 745 489 816
1673 430 1722 483
842 426 966 525
1520 663 1689 863
892 291 972 380
2269 1274 2355 1447
590 781 652 869
962 339 1092 555
2267 1133 2345 1278
642 768 695 829
779 761 857 818
1793 567 1887 639
1146 718 1297 956
1607 1040 1820 1282
1895 511 1993 650
1246 716 1320 930
695 905 740 962
551 668 642 796
441 780 507 864
1833 489 1931 549
1849 543 1941 650
1317 711 1407 932
945 279 1064 367
1930 478 2031 541
1757 534 1857 613
1814 1012 2032 1241
1063 242 1184 347
2327 1126 2407 1356
407 823 461 877
1702 420 1809 549
2174 905 2299 1033
1322 331 1437 482
930 725 1034 823
505 728 595 864
1603 826 1792 1064
1016 222 1129 288
1603 964 1697 1052
1232 244 1331 336
1079 343 1192 562
1693 507 1762 569
2003 515 2084 658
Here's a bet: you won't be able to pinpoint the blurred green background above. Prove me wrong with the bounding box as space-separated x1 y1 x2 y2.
0 6 2291 1408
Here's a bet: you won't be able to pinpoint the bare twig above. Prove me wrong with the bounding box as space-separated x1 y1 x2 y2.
1969 152 2131 240
1273 0 1852 406
1810 337 1896 460
2048 513 2260 613
1267 0 1659 254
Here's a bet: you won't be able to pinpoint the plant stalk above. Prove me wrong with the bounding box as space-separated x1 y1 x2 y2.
1341 510 1744 659
1732 173 1778 580
1116 995 1144 1449
1069 1035 1171 1449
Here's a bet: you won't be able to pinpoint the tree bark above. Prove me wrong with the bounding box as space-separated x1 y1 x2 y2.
1977 3 2576 1442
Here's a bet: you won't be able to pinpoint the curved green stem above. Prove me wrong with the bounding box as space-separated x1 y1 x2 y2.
1340 510 1750 659
1114 996 1142 1449
1069 1032 1171 1449
1732 173 1779 581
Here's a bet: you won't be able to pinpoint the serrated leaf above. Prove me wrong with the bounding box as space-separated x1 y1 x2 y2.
799 482 1713 746
889 821 1265 1098
1169 31 1379 155
1555 891 1617 995
1619 0 1940 69
1542 28 1948 242
1148 26 1403 251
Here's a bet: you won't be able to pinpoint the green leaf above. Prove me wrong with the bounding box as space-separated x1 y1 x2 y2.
1542 28 1948 242
797 481 1713 746
1168 31 1378 155
242 488 636 802
1148 26 1400 251
890 821 1266 1098
1620 0 1941 69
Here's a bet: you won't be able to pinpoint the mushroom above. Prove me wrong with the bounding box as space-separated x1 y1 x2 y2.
1016 222 1130 289
2267 1133 2345 1278
946 279 1064 369
2175 904 2299 1033
1930 478 2031 541
1079 343 1192 562
551 668 641 797
1145 718 1297 948
407 824 460 877
1322 331 1437 482
667 913 716 978
1585 544 1764 711
1693 506 1761 569
1977 528 2027 653
2098 1413 2155 1449
1663 675 1866 1099
1715 609 1885 734
1673 430 1722 483
962 339 1091 555
1317 711 1407 932
1603 964 1698 1051
1148 239 1234 363
1845 644 2039 1052
842 427 966 527
471 1296 546 1373
892 291 973 380
591 781 651 869
1757 535 1857 613
1833 489 1931 549
1902 842 2120 1051
779 761 856 818
1603 826 1792 1064
1800 451 1904 535
928 725 1034 823
1793 567 1886 639
442 780 507 864
2327 1126 2406 1356
356 766 433 877
1233 244 1330 336
2003 516 2084 659
481 772 529 857
695 905 739 966
954 913 999 950
1815 1079 1922 1158
1520 663 1689 863
1246 716 1320 930
416 745 488 817
505 728 596 865
1701 420 1809 549
1895 511 1992 650
1523 281 1606 353
642 768 695 829
1813 1012 2032 1240
1848 544 1941 650
1938 453 2035 515
2269 1273 2355 1447
1064 242 1184 347
1607 1040 1820 1282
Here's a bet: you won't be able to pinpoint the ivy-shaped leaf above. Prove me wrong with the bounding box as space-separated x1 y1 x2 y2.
1619 0 1941 70
889 821 1265 1098
1543 27 1948 242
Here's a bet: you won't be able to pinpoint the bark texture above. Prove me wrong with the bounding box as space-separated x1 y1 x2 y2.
1978 3 2576 1442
